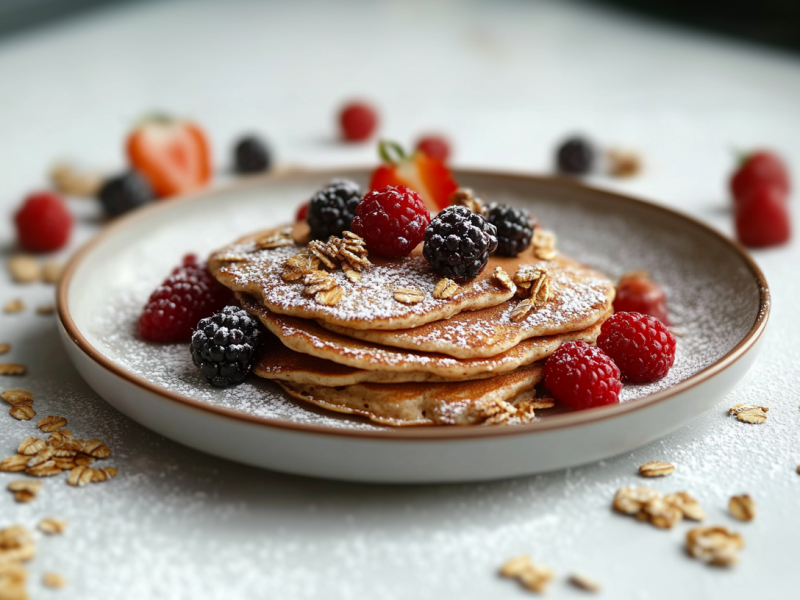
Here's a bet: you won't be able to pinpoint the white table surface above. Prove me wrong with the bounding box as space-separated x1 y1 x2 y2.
1 1 798 598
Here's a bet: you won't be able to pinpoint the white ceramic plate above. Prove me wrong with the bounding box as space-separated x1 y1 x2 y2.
58 169 769 483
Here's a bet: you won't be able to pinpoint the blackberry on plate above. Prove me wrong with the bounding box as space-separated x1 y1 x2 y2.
98 171 154 217
234 135 272 174
486 204 535 257
306 179 363 240
191 305 264 388
556 136 595 175
422 205 498 280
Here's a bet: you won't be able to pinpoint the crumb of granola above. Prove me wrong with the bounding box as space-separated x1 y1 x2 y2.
3 299 25 314
728 494 756 522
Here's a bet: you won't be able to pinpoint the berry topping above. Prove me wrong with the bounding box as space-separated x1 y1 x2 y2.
191 305 264 387
339 101 378 142
416 135 451 162
486 204 535 257
544 341 622 410
735 184 791 248
556 136 596 175
597 312 677 383
98 172 154 217
422 205 498 280
234 135 272 174
730 150 790 203
351 185 431 257
126 114 212 198
14 192 73 253
613 271 669 325
306 179 363 240
295 201 309 222
370 141 458 212
138 254 235 343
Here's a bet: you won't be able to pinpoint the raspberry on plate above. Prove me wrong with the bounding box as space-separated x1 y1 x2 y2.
191 305 264 387
597 312 676 384
613 271 669 325
339 101 378 142
415 135 451 162
730 150 790 203
735 184 791 248
306 179 363 240
544 341 621 410
422 205 498 280
15 191 73 253
295 201 309 222
138 254 235 343
351 185 431 257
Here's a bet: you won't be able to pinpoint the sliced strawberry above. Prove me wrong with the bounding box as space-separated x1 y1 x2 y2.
368 141 457 212
126 115 212 198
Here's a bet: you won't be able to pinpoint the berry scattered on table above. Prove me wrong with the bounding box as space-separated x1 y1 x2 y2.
351 185 431 257
191 305 264 387
14 192 73 253
415 135 451 162
735 184 791 248
234 135 272 174
370 140 458 212
423 205 498 280
295 201 309 222
126 114 212 198
98 172 154 217
597 312 676 383
339 101 378 142
730 150 790 203
486 204 535 257
306 179 363 240
544 341 622 410
614 271 669 325
138 254 235 343
556 136 596 175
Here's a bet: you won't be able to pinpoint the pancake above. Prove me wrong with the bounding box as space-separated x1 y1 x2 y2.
320 254 615 358
276 364 549 426
209 223 559 330
241 293 608 379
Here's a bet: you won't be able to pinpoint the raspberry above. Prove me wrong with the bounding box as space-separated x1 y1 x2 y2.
191 305 264 387
598 312 676 383
234 135 272 174
416 135 451 162
614 271 669 325
296 201 309 222
351 185 431 257
544 341 621 410
98 172 154 217
339 101 378 142
556 136 595 175
486 204 535 257
423 205 498 280
306 179 363 240
730 150 790 203
735 184 791 248
14 192 73 253
138 254 235 343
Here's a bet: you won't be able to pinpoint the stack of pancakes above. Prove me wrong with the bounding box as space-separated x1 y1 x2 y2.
208 222 615 427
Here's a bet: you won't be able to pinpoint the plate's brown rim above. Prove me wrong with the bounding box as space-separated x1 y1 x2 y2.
57 167 771 441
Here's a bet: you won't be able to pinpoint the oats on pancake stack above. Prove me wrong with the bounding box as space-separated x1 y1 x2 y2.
208 221 615 427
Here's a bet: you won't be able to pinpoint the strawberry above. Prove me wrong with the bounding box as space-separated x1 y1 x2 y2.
369 141 458 212
126 115 212 198
730 150 790 204
735 184 791 248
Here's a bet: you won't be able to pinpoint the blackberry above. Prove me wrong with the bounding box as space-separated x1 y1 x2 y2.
234 136 272 174
556 136 595 175
423 206 498 280
486 204 535 257
190 306 264 388
98 172 154 217
306 179 362 240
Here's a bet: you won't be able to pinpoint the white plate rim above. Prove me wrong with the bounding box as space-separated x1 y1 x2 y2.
57 167 771 441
